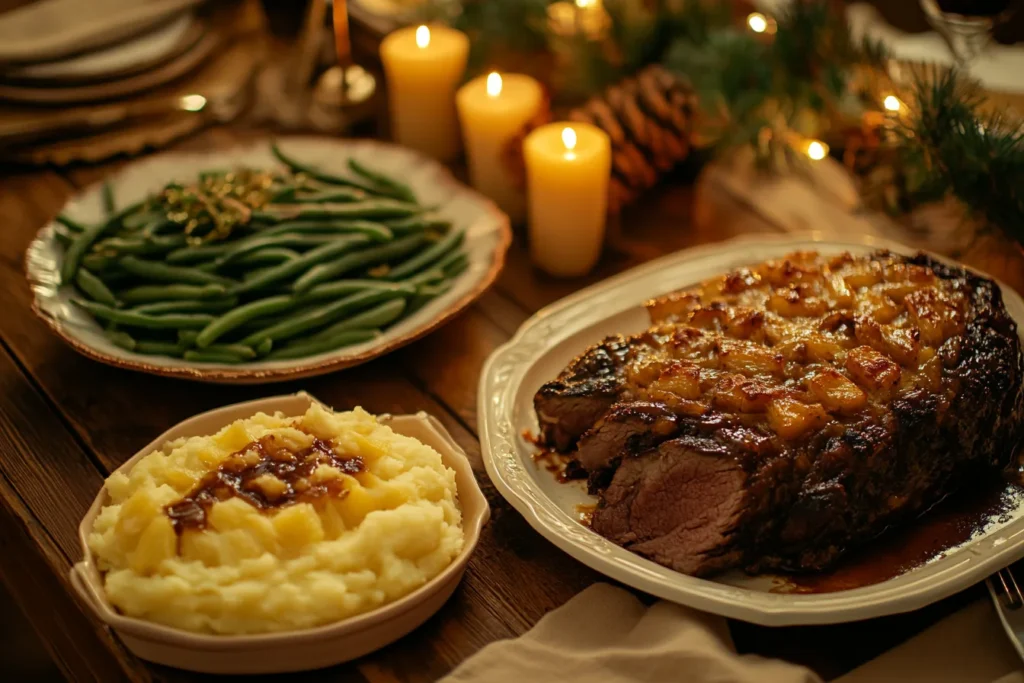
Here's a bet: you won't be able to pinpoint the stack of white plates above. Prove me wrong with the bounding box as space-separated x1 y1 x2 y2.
0 0 214 105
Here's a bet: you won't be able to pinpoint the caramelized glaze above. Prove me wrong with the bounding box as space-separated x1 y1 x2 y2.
633 251 967 442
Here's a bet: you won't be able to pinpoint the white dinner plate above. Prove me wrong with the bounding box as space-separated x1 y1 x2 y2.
26 137 510 384
478 233 1024 625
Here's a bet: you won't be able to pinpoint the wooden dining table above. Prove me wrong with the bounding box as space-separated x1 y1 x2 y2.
1 122 1022 683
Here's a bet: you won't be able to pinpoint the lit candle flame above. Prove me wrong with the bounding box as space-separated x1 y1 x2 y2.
883 95 902 112
562 127 577 159
486 72 502 97
415 25 430 49
806 140 828 161
747 13 767 33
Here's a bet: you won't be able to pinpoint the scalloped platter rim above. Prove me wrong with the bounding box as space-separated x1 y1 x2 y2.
25 137 511 384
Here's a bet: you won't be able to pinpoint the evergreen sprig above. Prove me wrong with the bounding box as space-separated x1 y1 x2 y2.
896 69 1024 242
662 0 888 162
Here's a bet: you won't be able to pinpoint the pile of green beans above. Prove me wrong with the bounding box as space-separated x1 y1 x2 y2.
57 144 470 364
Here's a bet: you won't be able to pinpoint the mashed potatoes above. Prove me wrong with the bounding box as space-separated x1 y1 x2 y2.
88 405 463 634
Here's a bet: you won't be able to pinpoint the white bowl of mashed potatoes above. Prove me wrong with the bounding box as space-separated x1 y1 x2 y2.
71 392 489 674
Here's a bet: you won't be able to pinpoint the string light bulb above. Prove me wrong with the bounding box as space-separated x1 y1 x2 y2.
806 140 828 161
179 94 207 112
747 13 768 33
415 25 430 48
883 95 902 112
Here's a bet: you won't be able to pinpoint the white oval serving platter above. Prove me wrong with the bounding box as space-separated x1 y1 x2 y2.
26 137 510 384
478 233 1024 626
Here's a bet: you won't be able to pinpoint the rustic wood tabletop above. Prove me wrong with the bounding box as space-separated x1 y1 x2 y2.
2 123 1023 683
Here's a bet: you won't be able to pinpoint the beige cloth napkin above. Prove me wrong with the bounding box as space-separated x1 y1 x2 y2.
0 0 203 63
442 584 1024 683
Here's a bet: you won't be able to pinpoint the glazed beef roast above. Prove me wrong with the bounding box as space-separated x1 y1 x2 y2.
534 250 1024 576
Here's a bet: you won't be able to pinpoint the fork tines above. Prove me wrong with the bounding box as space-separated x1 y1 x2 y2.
996 568 1024 610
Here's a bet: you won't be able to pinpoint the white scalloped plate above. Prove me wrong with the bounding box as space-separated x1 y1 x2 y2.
26 137 510 384
479 233 1024 626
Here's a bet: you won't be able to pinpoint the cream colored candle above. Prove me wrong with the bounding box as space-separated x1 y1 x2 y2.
456 71 544 224
524 122 611 277
380 24 469 162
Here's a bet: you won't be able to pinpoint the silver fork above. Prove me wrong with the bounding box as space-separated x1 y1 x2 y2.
989 564 1024 661
994 567 1024 610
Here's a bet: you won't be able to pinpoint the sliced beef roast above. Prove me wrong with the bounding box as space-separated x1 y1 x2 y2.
535 250 1024 577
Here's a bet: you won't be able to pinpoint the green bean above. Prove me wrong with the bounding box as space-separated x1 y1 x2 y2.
184 349 248 364
293 234 427 293
434 248 467 274
240 288 409 347
407 280 454 315
254 220 393 242
104 329 136 351
177 330 200 346
101 182 116 216
81 253 116 272
384 216 451 233
119 255 234 286
269 185 297 202
212 234 331 267
271 142 402 198
348 158 417 202
194 295 295 347
132 298 238 315
166 243 231 264
254 339 273 356
278 187 366 203
308 299 406 342
96 273 133 289
229 235 370 295
75 269 119 306
230 247 301 268
73 299 215 329
55 214 88 232
121 208 158 231
243 264 281 282
194 280 412 347
199 343 257 360
62 219 115 284
53 224 76 246
140 217 176 238
266 329 379 360
385 230 464 281
405 268 446 287
118 283 228 305
92 234 187 257
305 279 415 302
253 199 421 223
135 340 187 356
444 252 469 278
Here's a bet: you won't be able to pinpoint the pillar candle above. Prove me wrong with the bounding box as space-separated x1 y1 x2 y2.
379 24 469 162
523 122 611 277
456 72 544 224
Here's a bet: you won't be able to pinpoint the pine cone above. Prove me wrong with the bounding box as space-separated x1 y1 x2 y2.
569 64 696 213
